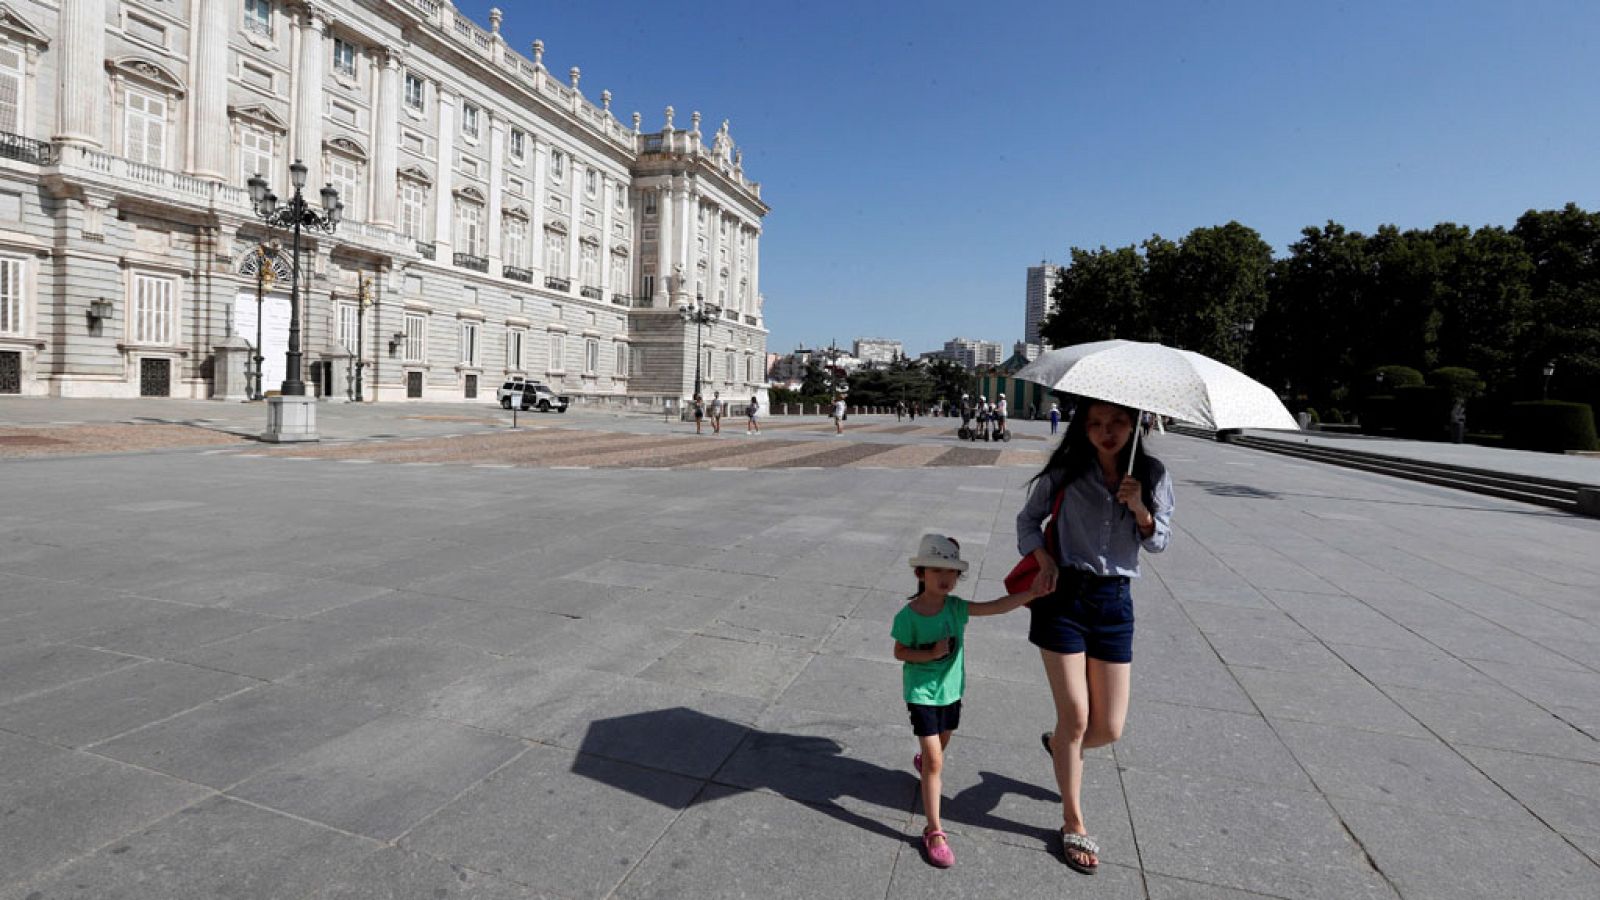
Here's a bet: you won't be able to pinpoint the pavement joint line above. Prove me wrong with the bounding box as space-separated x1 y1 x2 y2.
338 459 375 464
550 465 590 470
474 464 514 468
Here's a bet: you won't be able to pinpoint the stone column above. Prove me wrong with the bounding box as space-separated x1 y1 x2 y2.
728 224 743 315
654 185 672 305
706 205 722 308
433 89 456 258
189 0 230 179
292 5 328 190
530 139 548 272
749 229 761 312
369 50 401 227
54 0 106 146
676 179 694 301
599 177 613 297
486 112 505 268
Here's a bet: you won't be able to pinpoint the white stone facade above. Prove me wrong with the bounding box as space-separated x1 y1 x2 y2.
0 0 769 404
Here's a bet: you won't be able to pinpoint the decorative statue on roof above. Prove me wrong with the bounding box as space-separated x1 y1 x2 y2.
712 120 733 162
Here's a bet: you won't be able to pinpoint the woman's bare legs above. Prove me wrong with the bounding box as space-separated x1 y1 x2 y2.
1040 650 1132 868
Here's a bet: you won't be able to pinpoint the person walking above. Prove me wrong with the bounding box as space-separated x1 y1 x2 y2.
1049 402 1061 435
892 534 1042 868
692 393 706 435
833 393 847 434
994 394 1008 439
746 395 761 434
897 399 906 422
1014 399 1174 874
709 391 725 434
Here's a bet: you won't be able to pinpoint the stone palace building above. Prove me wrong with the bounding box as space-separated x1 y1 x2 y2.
0 0 770 405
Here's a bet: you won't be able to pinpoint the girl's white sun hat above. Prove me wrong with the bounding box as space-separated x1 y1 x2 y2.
908 533 968 572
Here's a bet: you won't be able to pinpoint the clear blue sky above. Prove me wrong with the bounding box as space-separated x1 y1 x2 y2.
459 0 1600 356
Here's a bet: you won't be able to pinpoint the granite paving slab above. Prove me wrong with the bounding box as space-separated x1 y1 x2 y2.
1384 684 1600 762
637 633 812 702
1455 745 1600 840
1118 699 1315 790
168 618 393 681
1145 873 1298 899
1234 666 1430 738
0 642 142 704
0 659 257 747
299 846 543 899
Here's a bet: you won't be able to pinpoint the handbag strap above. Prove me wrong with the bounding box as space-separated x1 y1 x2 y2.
1041 481 1067 555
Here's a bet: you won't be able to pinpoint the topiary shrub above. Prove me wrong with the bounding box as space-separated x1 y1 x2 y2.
1364 365 1425 394
1394 385 1451 439
1324 408 1346 424
1360 396 1398 434
1302 407 1320 424
1506 401 1599 452
1429 367 1486 402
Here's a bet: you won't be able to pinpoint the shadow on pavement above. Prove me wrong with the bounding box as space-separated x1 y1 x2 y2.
572 707 1058 846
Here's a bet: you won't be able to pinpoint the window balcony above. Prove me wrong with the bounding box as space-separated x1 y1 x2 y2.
744 314 759 326
415 241 436 260
0 132 53 166
580 285 602 300
544 275 571 292
503 266 533 283
634 296 654 309
453 252 489 273
611 292 632 307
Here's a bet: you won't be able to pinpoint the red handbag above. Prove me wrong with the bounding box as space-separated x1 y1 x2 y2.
1005 487 1066 595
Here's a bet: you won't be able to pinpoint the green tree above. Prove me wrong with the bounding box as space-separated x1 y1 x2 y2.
1039 244 1149 348
1511 204 1600 401
1144 222 1273 368
1252 222 1374 407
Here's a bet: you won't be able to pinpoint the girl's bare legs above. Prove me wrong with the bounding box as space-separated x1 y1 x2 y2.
1083 658 1131 749
1039 649 1094 866
919 731 953 845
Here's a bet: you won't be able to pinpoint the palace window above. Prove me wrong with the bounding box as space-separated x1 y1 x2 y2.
239 128 274 186
504 216 527 267
550 150 566 182
548 333 565 372
579 242 597 286
509 128 525 160
338 303 358 351
460 321 479 366
584 168 597 198
243 0 272 36
404 72 425 111
747 355 757 384
332 38 357 78
130 272 175 345
0 46 20 135
726 351 737 383
584 338 599 375
641 273 654 298
461 103 480 138
643 191 656 215
610 255 627 291
454 196 486 257
123 89 167 166
325 154 362 219
0 256 24 336
398 180 428 240
543 229 567 276
507 328 524 370
403 313 426 362
614 343 628 378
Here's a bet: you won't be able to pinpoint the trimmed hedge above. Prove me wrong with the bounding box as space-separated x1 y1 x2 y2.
1364 365 1425 393
1394 385 1452 439
1428 367 1486 401
1360 395 1398 434
1506 401 1599 452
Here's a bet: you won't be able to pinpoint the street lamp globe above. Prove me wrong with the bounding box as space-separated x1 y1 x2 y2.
289 159 308 190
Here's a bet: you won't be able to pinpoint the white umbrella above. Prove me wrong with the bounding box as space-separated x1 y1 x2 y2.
1015 340 1299 471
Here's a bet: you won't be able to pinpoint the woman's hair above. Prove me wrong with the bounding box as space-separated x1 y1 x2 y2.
1031 398 1162 511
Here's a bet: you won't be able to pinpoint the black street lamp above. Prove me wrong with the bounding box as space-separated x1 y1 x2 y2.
355 272 371 402
679 292 717 401
1542 360 1556 400
250 240 279 401
246 160 342 396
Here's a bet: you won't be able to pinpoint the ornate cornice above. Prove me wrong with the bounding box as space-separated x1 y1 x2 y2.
229 104 289 132
324 136 368 161
0 3 49 46
105 57 186 96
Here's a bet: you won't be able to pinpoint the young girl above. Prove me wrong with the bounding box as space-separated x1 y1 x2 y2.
891 534 1043 868
1016 398 1173 873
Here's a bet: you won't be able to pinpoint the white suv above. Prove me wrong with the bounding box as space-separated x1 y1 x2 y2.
497 378 570 412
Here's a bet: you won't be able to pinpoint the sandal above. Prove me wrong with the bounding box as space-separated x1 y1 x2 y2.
922 828 955 868
1060 831 1099 875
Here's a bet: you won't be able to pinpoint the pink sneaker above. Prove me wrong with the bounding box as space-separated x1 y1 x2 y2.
914 753 922 774
922 828 955 868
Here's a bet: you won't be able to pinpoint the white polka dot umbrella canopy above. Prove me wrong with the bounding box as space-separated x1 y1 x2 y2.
1013 340 1299 431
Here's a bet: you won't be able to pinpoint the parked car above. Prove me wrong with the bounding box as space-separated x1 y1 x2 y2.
497 378 569 412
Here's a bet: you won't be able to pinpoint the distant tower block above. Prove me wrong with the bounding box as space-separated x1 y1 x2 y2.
1025 261 1061 348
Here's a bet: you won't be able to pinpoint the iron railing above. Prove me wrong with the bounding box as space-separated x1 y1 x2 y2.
545 276 571 291
415 241 436 260
580 285 602 300
611 293 631 307
503 266 533 283
0 132 53 166
453 252 489 272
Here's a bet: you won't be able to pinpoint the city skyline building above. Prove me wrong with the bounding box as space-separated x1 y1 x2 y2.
0 0 768 405
851 337 902 366
1025 260 1060 351
940 337 1002 369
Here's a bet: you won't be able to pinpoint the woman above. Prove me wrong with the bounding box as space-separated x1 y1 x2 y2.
1015 398 1173 874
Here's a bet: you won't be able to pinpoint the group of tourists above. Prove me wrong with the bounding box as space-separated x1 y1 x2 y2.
891 397 1174 874
691 391 762 435
955 393 1010 441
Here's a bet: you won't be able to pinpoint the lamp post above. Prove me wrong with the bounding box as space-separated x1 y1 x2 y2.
247 160 342 441
1543 360 1556 400
251 241 278 401
354 272 371 402
679 292 717 401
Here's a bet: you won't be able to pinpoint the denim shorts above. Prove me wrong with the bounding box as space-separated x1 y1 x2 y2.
907 699 962 737
1028 568 1135 663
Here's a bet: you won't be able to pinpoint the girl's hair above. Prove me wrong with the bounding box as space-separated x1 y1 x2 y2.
1031 397 1162 511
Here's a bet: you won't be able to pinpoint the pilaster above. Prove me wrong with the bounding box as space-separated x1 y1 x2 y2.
655 185 672 305
486 112 505 269
565 159 581 289
433 89 456 259
188 0 230 179
370 49 401 227
291 5 328 190
54 0 106 146
530 139 548 273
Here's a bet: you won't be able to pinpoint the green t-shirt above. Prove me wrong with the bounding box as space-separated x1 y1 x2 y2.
890 596 969 706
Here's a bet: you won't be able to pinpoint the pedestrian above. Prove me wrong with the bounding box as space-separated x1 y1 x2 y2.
1015 399 1174 874
897 399 906 421
892 534 1043 869
1049 402 1061 435
710 391 724 434
692 393 705 434
833 393 846 434
994 395 1008 439
746 395 761 433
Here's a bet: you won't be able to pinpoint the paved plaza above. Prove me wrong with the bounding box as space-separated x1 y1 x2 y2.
2 401 1599 898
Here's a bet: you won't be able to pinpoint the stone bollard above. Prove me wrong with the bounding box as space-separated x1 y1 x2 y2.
1578 488 1600 518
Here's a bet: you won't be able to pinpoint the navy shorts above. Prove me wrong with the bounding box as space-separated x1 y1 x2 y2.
1028 569 1135 663
907 699 962 737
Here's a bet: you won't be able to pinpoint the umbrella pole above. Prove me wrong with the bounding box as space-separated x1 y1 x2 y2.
1127 408 1142 478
